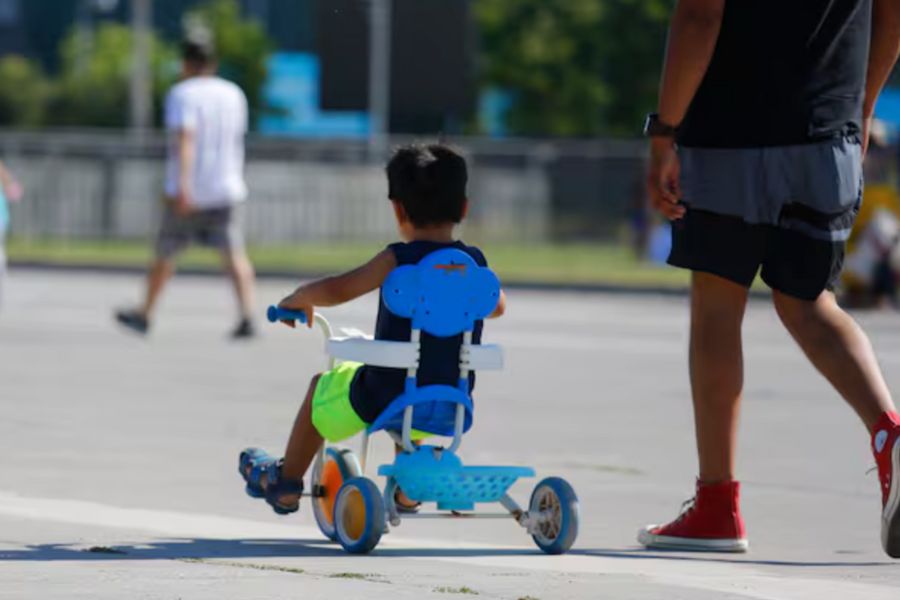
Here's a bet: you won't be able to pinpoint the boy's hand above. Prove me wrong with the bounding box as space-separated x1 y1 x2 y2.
278 291 315 329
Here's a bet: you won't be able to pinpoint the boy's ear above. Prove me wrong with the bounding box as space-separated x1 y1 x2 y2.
391 199 408 223
461 198 470 220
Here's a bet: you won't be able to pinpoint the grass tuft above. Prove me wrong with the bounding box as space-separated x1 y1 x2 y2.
328 572 380 581
179 558 305 575
7 238 691 289
434 586 479 595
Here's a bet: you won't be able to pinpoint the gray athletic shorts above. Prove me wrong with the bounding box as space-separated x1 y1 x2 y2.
669 136 863 300
155 204 245 260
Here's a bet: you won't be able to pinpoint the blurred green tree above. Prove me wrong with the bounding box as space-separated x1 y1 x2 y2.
47 23 176 128
474 0 671 137
186 0 273 126
0 56 51 127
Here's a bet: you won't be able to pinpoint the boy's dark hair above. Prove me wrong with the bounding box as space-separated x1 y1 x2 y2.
182 38 216 69
386 144 468 227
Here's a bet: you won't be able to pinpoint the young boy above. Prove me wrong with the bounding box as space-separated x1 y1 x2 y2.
240 144 506 513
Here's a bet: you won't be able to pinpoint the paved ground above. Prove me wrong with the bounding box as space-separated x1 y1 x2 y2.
1 269 899 599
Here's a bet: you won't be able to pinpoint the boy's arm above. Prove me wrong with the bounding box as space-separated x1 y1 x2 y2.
488 290 506 319
863 0 900 155
648 0 725 221
278 249 398 327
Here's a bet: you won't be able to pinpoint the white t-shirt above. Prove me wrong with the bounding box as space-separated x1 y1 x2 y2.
164 76 249 208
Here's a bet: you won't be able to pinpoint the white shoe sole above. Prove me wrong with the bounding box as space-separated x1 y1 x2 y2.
638 526 749 553
883 437 900 558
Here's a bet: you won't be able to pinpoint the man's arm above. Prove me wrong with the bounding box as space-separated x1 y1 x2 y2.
649 0 725 220
175 129 195 215
863 0 900 153
277 250 398 327
657 0 725 128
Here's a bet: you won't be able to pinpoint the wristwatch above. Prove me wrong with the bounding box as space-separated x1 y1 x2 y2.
643 113 678 138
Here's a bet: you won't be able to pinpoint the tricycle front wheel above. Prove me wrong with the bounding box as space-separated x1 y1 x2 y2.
311 447 361 541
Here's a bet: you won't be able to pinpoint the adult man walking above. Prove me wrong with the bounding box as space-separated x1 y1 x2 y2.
641 0 900 556
116 37 257 338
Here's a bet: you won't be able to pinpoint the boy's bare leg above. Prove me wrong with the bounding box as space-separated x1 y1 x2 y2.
772 290 895 428
690 272 750 483
394 442 420 508
221 247 256 321
141 257 175 318
281 375 324 481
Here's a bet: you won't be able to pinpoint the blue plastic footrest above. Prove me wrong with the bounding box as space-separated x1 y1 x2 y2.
378 447 534 511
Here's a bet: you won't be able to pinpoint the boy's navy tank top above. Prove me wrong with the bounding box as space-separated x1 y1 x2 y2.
349 240 487 424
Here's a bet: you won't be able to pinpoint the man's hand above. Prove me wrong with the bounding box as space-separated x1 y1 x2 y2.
277 289 315 329
174 188 193 216
647 138 685 220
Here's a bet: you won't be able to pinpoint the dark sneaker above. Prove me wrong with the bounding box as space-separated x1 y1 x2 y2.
231 318 256 340
115 309 149 335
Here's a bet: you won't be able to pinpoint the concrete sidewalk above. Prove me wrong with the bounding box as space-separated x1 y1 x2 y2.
1 270 898 598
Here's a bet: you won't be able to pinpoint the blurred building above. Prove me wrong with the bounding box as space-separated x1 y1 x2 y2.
0 1 647 242
0 1 314 70
0 0 473 135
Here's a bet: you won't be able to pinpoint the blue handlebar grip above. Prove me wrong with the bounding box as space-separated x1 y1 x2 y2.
266 305 307 324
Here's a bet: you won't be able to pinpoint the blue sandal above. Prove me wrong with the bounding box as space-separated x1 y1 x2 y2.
239 448 304 515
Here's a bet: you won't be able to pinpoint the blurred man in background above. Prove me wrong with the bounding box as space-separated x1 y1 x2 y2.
0 159 23 307
843 120 900 308
642 0 900 557
115 36 257 339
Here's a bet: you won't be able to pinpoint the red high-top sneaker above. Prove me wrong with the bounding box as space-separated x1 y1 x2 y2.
638 480 748 552
872 412 900 558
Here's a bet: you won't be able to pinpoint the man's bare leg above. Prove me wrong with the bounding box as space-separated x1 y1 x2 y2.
690 272 750 483
221 247 256 322
772 290 895 429
140 257 175 318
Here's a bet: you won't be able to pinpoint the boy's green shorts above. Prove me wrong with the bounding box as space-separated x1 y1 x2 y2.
311 362 430 443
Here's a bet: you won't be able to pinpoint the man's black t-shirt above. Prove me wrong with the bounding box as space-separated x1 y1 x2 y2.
677 0 871 148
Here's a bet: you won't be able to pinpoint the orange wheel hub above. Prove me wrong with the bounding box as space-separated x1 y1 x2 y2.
318 460 343 525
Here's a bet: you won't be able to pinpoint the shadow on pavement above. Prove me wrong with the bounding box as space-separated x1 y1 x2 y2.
576 548 896 568
3 539 893 567
0 538 537 561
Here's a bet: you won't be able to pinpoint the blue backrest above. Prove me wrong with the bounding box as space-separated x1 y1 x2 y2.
368 248 501 436
382 248 501 337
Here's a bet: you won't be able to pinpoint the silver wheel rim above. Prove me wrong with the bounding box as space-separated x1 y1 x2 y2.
532 486 562 545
